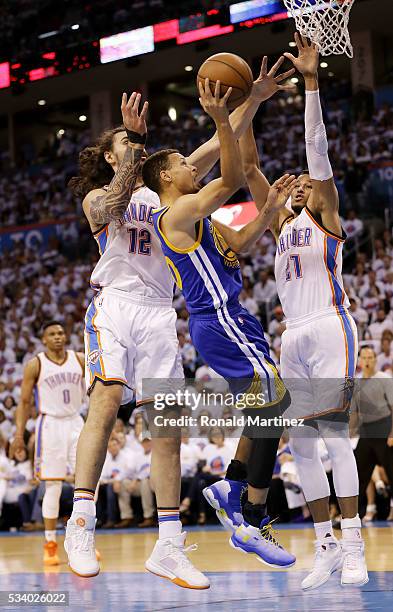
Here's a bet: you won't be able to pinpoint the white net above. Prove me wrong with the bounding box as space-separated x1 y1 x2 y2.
283 0 355 57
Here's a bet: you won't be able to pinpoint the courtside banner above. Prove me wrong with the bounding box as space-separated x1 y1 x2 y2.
0 217 79 254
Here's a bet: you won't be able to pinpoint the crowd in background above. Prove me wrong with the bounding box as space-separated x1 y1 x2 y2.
1 86 393 531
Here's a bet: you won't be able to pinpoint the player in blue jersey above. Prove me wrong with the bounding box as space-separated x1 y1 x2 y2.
143 77 297 567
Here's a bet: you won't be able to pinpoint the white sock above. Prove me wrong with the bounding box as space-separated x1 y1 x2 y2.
45 530 56 542
314 520 333 541
341 514 362 541
72 499 96 517
158 509 182 539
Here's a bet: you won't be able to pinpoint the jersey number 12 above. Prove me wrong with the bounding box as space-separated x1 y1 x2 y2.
128 228 151 255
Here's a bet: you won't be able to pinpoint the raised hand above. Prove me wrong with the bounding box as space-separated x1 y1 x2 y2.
198 78 233 124
121 92 149 135
284 32 319 78
266 174 297 211
250 56 296 102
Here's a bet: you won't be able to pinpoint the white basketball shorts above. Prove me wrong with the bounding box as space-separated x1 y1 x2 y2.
84 288 184 404
280 306 358 421
34 413 84 480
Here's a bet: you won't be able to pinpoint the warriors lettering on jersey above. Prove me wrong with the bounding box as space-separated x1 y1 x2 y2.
209 221 240 269
277 225 312 256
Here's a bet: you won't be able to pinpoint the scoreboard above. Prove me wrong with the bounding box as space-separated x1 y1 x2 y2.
0 1 291 91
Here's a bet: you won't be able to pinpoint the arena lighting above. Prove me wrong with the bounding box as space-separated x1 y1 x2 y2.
291 77 298 83
71 24 80 30
37 99 46 106
100 26 154 63
79 115 87 122
230 0 284 24
57 129 65 136
0 62 10 89
184 65 193 71
320 61 328 68
289 41 297 46
38 30 58 39
168 107 177 121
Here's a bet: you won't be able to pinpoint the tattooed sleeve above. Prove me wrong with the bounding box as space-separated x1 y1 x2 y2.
89 144 144 224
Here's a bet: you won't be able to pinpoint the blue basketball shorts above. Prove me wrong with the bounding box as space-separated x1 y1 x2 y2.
189 303 287 409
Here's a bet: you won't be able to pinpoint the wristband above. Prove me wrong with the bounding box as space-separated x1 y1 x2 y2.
125 129 147 145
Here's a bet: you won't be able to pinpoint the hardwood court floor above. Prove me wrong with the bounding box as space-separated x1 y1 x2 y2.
0 523 392 611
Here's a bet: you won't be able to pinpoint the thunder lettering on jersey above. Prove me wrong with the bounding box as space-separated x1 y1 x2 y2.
35 351 84 417
152 207 242 314
274 206 349 320
90 186 174 299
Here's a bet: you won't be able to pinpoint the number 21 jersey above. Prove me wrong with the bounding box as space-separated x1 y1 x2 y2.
274 207 349 321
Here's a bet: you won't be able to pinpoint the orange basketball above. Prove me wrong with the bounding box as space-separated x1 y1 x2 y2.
197 53 253 110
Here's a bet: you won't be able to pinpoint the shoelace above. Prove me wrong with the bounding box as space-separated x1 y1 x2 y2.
260 518 280 547
73 527 95 556
343 543 362 571
168 542 198 569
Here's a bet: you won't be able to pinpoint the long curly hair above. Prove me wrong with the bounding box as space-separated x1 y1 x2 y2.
68 126 125 199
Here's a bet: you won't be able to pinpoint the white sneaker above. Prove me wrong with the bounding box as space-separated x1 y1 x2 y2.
145 532 210 589
341 540 369 586
64 513 100 578
301 536 343 590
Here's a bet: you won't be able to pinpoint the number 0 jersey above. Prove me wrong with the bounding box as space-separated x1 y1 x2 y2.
35 350 84 417
274 206 349 321
90 186 174 299
152 207 243 315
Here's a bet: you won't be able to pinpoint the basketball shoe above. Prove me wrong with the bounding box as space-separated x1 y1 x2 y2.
64 513 99 577
230 517 296 568
301 535 343 590
145 532 210 589
341 540 369 586
43 541 60 566
202 479 246 532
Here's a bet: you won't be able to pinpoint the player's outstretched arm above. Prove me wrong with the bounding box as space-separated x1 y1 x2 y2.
239 125 293 239
10 357 40 457
212 174 296 254
284 33 340 233
186 56 296 181
170 80 245 228
83 92 148 231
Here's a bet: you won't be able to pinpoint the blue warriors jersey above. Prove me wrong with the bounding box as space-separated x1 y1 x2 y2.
152 207 243 314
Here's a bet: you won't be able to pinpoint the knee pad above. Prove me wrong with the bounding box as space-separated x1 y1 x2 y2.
289 428 330 502
42 481 62 519
322 434 359 498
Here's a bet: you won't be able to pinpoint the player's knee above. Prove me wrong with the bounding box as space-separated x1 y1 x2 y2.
289 429 318 461
87 383 123 427
42 480 62 519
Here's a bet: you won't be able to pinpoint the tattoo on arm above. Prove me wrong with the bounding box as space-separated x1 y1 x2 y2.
90 145 144 224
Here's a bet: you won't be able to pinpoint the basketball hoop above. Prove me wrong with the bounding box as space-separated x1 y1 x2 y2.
283 0 355 58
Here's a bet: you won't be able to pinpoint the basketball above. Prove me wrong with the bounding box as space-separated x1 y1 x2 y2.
197 53 253 110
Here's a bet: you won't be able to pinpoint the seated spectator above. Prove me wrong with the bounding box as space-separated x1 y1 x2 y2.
367 308 393 341
0 447 32 530
180 427 233 525
99 437 128 528
342 209 364 239
376 337 393 373
113 431 155 529
253 270 277 306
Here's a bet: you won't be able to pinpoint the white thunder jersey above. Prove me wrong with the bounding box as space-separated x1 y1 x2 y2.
35 350 84 417
90 186 173 298
275 207 349 321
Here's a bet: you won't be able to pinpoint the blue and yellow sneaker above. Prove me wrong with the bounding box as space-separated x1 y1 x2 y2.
230 517 296 568
202 479 246 532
